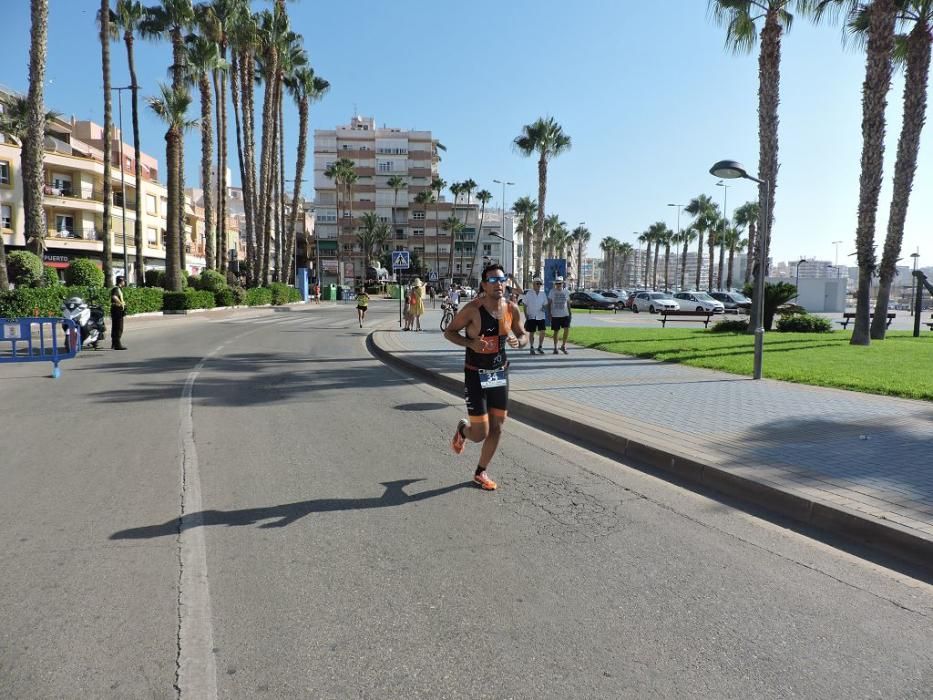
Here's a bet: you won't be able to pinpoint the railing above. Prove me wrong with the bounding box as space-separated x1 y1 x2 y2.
51 229 100 240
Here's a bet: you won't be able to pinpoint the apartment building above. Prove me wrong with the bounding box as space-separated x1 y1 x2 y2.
0 90 213 282
314 115 506 286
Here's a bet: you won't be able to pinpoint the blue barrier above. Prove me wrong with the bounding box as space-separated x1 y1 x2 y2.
0 317 79 378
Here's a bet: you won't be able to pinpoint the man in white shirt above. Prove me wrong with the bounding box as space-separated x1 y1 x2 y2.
520 277 549 355
446 285 461 310
547 276 572 354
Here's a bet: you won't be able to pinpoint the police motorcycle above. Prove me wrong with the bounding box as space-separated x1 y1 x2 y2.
61 296 107 350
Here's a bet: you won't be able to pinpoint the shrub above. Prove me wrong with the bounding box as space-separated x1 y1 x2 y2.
65 258 105 287
186 274 198 289
711 319 749 333
268 282 293 305
43 266 61 287
197 269 227 293
231 286 247 305
123 287 164 314
245 287 273 306
8 251 43 287
776 313 832 333
0 285 109 317
743 281 800 330
226 270 239 286
214 288 235 307
162 289 215 311
144 269 164 288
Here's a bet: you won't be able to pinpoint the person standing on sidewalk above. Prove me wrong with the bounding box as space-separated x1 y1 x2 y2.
410 278 425 331
444 263 528 491
110 276 128 350
548 276 571 354
520 277 548 355
356 288 370 327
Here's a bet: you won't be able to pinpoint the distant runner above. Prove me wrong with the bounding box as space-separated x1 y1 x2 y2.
356 288 370 327
444 263 528 490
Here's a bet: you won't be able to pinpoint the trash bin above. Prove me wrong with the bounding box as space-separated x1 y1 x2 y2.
322 284 336 301
336 285 344 301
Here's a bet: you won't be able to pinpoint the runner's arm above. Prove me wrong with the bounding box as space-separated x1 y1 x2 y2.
507 302 528 348
444 305 484 352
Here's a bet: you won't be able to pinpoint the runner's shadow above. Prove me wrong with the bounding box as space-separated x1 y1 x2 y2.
109 479 471 539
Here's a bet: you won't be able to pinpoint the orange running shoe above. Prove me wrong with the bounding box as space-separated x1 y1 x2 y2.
451 419 468 455
473 470 497 490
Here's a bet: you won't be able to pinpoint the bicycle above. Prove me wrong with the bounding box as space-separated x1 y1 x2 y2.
440 302 456 331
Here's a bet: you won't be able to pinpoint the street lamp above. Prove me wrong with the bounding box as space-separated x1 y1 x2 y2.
492 179 514 282
710 159 770 379
832 240 843 268
490 231 513 279
667 203 686 290
794 257 807 301
111 85 134 284
910 250 920 316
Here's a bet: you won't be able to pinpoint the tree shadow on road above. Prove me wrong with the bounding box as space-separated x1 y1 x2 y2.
110 479 472 539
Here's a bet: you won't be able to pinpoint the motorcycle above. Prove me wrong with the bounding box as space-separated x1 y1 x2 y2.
61 296 106 350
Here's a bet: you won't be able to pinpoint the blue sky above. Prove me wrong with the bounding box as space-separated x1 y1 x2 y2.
3 0 931 267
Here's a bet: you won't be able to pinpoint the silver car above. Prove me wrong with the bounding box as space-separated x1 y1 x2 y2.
631 291 680 313
673 291 725 313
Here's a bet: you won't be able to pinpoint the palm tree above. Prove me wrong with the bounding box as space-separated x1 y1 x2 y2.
635 231 650 289
468 189 492 285
184 34 224 270
431 176 446 279
111 0 146 284
387 174 406 237
357 212 384 280
325 157 355 287
647 222 669 289
513 116 572 277
733 201 760 284
869 1 933 339
22 0 49 258
678 226 698 290
448 181 462 281
618 241 634 287
723 226 747 290
442 215 464 282
285 67 329 284
661 227 674 291
511 196 537 286
274 34 305 282
572 225 591 289
100 0 114 285
706 216 721 290
599 237 613 287
685 194 719 290
148 84 197 291
711 0 798 325
142 0 196 272
414 189 434 274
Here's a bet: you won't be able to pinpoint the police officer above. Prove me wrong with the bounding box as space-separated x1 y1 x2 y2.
110 276 128 350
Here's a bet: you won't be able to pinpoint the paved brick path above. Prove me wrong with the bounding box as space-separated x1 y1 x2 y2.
373 308 933 547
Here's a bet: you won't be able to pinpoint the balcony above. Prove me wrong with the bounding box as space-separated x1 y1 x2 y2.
49 228 100 240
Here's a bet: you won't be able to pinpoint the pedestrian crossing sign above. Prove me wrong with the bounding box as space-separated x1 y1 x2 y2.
428 271 438 282
392 251 410 270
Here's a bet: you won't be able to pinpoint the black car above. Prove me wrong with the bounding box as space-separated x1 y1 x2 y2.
709 291 752 312
570 291 616 310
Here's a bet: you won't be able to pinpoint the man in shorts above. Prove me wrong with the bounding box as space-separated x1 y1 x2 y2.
519 277 548 354
444 263 527 490
356 288 369 327
548 275 571 354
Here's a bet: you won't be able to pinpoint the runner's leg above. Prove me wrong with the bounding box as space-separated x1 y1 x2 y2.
477 411 505 468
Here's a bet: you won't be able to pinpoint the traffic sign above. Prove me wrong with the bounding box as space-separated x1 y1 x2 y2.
428 271 438 282
392 251 410 270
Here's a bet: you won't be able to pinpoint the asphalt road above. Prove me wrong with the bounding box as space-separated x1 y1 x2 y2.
2 300 932 699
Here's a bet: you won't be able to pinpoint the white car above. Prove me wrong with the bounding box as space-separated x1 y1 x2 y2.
631 291 680 313
673 291 726 313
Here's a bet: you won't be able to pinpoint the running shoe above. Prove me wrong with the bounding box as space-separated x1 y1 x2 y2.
529 347 535 356
561 346 568 354
473 471 497 490
552 348 558 354
451 418 468 455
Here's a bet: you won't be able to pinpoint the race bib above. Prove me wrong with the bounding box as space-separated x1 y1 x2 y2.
478 368 507 389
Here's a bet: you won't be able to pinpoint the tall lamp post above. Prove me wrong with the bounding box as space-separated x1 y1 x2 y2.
710 160 770 380
492 179 514 281
635 232 644 290
794 257 807 300
667 203 686 290
490 231 513 280
111 85 133 283
910 250 920 316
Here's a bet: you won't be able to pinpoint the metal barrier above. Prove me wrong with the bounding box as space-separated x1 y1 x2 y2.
0 317 79 378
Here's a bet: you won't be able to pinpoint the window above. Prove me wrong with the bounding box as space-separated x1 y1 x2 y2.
0 160 10 186
147 227 159 244
55 214 74 235
413 229 424 236
146 194 157 215
1 204 11 229
342 243 353 252
52 173 72 194
378 161 392 173
412 210 425 220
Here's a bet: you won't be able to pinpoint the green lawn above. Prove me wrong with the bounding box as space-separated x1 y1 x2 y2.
566 327 933 401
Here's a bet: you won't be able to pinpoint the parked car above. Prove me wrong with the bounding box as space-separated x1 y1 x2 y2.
623 291 638 309
597 290 624 302
630 291 680 313
673 291 725 313
570 291 617 311
709 291 752 313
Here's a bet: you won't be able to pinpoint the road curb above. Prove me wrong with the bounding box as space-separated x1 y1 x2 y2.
367 329 933 575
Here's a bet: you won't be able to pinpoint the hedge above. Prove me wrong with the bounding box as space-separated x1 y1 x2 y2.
776 313 832 333
214 288 235 307
711 318 750 333
162 289 215 311
65 258 105 287
197 269 227 293
245 287 272 306
8 251 43 287
124 287 165 314
0 285 164 317
43 266 61 287
268 282 300 305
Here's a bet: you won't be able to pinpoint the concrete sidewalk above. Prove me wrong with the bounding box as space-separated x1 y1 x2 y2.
371 310 933 572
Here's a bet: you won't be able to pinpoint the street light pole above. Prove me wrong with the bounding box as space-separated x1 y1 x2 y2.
492 179 514 280
667 203 685 290
111 86 133 283
710 160 770 380
795 258 807 301
910 250 920 316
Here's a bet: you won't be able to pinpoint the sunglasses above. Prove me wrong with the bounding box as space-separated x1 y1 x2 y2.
485 276 508 284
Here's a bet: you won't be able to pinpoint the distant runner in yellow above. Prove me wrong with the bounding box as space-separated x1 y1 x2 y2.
356 289 370 327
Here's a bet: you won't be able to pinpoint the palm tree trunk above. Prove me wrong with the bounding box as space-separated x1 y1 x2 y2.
165 128 180 291
644 245 651 289
717 243 725 290
652 241 661 288
535 156 547 277
288 96 308 287
870 20 930 340
101 0 113 286
200 76 214 271
171 29 186 276
664 245 671 291
345 182 354 287
218 41 228 275
694 234 704 290
124 34 144 285
271 89 281 282
211 67 221 272
23 0 48 257
277 86 287 282
744 222 756 284
680 239 689 289
727 246 736 290
231 50 253 285
851 0 897 346
707 238 716 291
522 221 531 288
258 57 277 287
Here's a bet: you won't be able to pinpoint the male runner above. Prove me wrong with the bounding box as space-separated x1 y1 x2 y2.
444 263 527 490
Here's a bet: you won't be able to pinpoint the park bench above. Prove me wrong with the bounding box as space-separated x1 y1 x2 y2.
836 312 895 330
924 313 933 331
658 310 716 328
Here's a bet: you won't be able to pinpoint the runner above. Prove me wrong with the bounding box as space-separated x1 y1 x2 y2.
356 288 370 327
519 277 548 355
444 263 528 490
548 275 572 354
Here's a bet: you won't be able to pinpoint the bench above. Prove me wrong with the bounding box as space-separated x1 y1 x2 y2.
658 310 716 328
836 312 895 330
925 313 933 331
